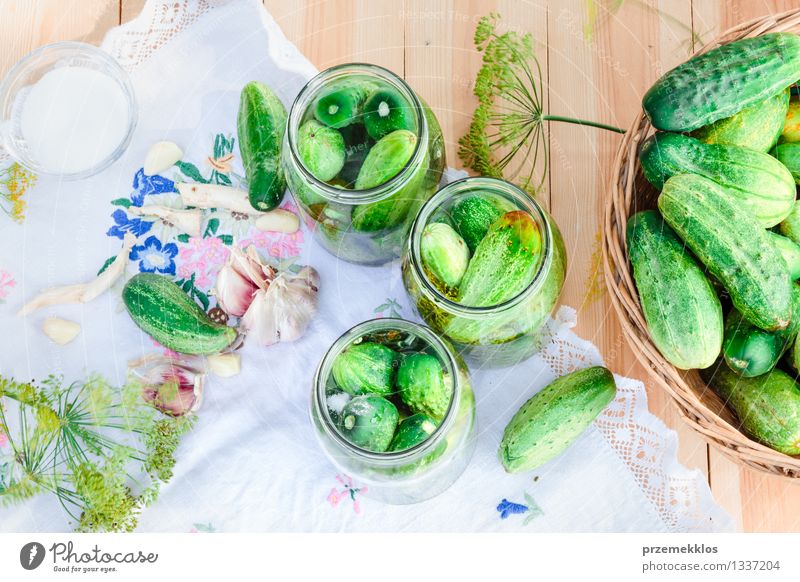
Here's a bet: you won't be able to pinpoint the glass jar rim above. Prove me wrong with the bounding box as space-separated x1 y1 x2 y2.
312 317 461 463
0 41 138 180
407 176 554 316
286 62 427 205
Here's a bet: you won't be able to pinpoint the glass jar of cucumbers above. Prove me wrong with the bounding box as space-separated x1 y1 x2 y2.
402 177 567 367
310 318 476 504
283 63 445 265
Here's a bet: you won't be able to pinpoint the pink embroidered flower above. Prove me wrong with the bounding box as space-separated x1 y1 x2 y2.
239 229 304 260
327 489 344 508
0 270 16 302
0 430 8 448
327 474 367 514
177 236 231 289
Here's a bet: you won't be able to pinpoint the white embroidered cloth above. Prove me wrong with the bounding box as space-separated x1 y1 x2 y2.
0 0 733 532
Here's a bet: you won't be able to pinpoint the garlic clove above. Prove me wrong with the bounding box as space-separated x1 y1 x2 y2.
42 317 81 345
131 356 205 417
214 257 259 317
255 209 300 234
144 141 183 175
206 352 241 377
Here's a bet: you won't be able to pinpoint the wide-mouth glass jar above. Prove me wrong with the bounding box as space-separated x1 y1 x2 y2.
0 41 137 179
402 177 567 368
310 318 476 504
283 63 445 266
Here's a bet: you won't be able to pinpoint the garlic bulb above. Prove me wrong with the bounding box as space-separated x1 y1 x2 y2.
214 246 275 317
241 266 320 345
129 355 205 417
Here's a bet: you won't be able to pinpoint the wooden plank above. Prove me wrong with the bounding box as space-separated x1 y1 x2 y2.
0 0 120 77
546 0 710 480
692 0 800 533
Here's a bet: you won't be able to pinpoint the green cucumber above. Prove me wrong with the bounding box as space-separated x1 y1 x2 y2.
626 210 723 370
499 366 616 473
780 97 800 143
722 285 800 378
658 174 792 331
642 33 800 132
339 395 399 452
779 203 800 246
768 231 800 280
388 413 439 451
700 363 800 455
331 342 399 396
351 129 418 232
457 211 543 307
692 88 789 152
237 81 287 211
314 83 371 129
123 273 237 355
772 142 800 185
450 195 504 253
396 353 451 420
297 120 345 181
363 88 416 140
639 132 795 227
420 222 470 290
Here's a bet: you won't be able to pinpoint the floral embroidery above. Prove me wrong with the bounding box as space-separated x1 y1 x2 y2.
327 474 367 514
0 270 16 304
189 522 217 533
496 492 543 525
177 236 230 289
0 430 8 448
131 169 177 206
0 162 35 223
131 236 179 275
373 298 403 318
107 208 153 239
175 133 240 186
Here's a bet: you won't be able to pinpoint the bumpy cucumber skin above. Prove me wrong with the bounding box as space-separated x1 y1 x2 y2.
457 211 543 308
642 33 800 132
722 285 800 378
340 395 399 452
363 88 416 140
700 363 800 455
123 273 237 355
780 97 800 143
772 142 800 185
450 195 504 253
499 366 616 473
779 202 800 246
396 353 451 420
692 89 789 152
331 342 399 396
388 413 439 451
297 120 345 181
420 222 470 291
658 174 792 331
639 132 795 227
768 232 800 280
626 210 722 370
237 81 287 211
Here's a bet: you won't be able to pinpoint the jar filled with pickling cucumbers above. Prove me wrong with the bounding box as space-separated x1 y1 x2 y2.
402 177 567 367
283 63 445 265
310 318 476 504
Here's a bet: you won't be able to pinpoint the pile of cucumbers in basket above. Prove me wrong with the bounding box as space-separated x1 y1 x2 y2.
628 33 800 456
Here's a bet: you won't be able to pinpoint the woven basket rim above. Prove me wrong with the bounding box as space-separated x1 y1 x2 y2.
602 9 800 479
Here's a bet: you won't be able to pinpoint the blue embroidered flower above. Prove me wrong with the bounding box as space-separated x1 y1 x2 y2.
106 208 153 239
130 235 179 275
497 498 529 519
130 168 176 206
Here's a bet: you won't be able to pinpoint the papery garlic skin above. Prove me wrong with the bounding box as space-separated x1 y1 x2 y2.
241 266 320 345
214 258 259 317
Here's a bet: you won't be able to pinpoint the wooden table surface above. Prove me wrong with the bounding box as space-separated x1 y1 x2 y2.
1 0 798 532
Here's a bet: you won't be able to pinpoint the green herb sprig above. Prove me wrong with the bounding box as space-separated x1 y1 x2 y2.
0 374 194 532
458 13 625 193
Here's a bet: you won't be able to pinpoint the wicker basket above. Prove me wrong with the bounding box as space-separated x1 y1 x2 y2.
603 9 800 479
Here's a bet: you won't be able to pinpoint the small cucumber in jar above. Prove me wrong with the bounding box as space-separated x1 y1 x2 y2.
450 195 505 253
420 222 470 291
340 395 399 452
768 231 800 280
457 211 544 307
314 82 372 129
332 342 399 396
297 120 346 181
389 413 439 451
237 81 287 211
396 353 451 420
772 142 800 185
780 97 800 143
363 88 416 140
779 203 800 246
